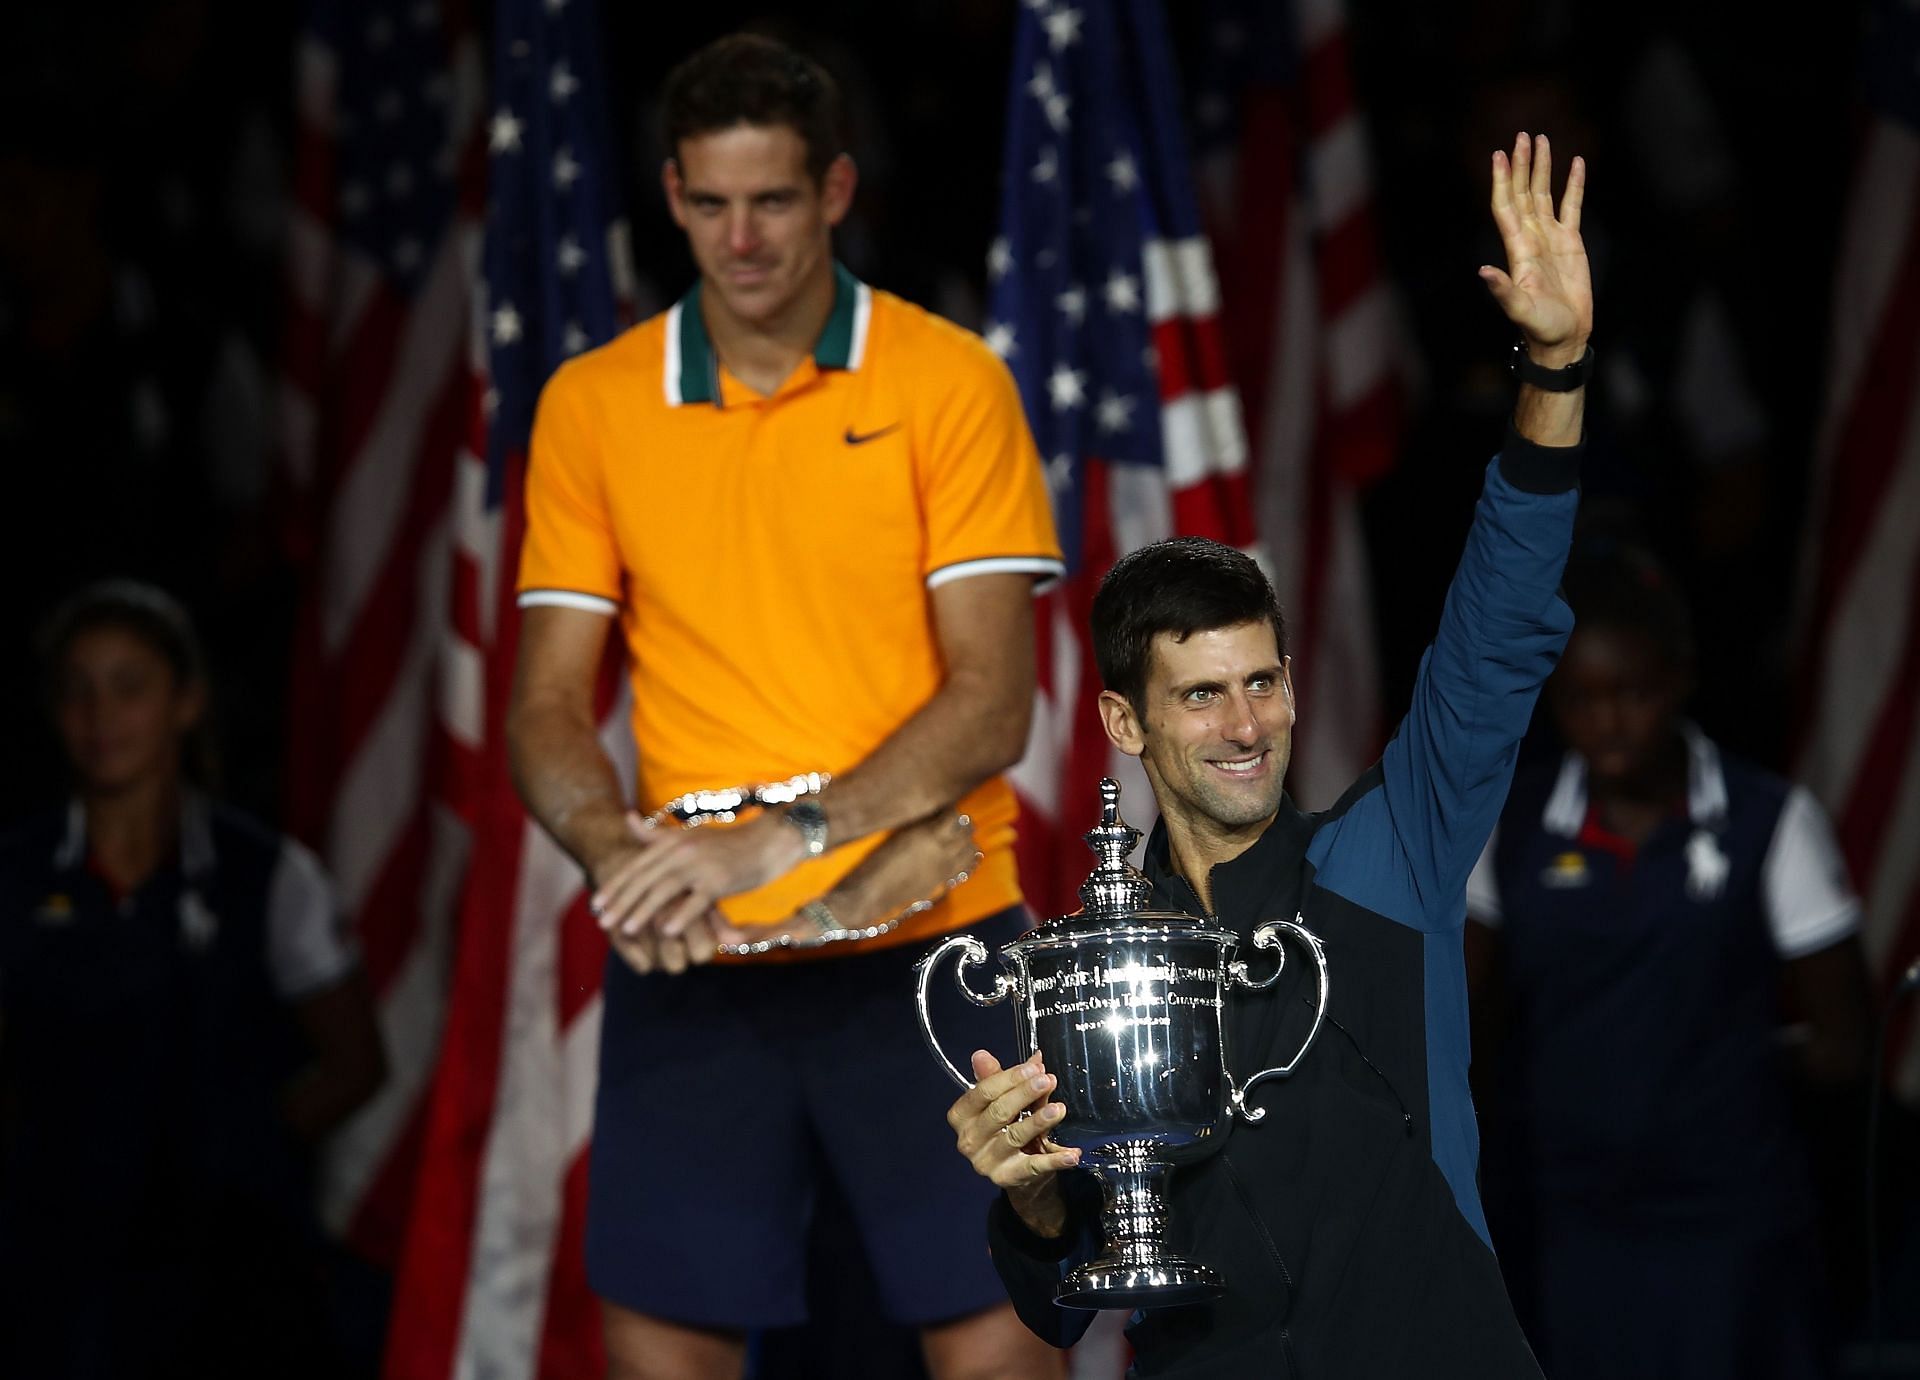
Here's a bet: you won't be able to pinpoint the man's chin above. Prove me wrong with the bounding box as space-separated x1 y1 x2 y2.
1189 781 1285 831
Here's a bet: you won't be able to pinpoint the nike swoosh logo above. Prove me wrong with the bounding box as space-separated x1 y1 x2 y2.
844 423 902 446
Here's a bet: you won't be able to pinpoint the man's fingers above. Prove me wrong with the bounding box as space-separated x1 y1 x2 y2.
593 839 681 924
611 926 658 975
1478 264 1522 310
948 1053 1037 1130
1530 132 1552 213
1005 1101 1066 1148
589 850 651 922
1510 131 1531 215
687 911 724 964
657 933 690 975
985 1070 1055 1130
1559 154 1585 233
658 887 716 938
618 871 700 937
988 1143 1081 1189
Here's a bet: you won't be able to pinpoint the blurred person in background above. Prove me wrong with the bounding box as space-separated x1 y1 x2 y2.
0 581 386 1379
1467 542 1871 1380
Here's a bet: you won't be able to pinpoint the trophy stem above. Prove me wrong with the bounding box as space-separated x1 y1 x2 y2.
1056 1145 1226 1311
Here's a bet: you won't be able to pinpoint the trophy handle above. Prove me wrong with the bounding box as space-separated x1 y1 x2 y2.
1225 917 1330 1123
914 933 1016 1091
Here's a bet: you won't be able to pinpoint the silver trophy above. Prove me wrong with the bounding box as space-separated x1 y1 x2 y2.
915 777 1330 1310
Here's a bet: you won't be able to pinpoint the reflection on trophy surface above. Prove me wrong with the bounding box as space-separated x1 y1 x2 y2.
916 778 1331 1310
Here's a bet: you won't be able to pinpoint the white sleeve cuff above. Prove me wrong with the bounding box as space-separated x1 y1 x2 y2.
1763 786 1863 959
266 839 361 999
518 588 619 615
926 555 1067 593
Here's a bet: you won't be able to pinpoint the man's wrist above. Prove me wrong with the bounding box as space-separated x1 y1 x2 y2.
1520 337 1589 371
764 808 811 869
782 799 830 858
572 804 644 878
1006 1179 1069 1239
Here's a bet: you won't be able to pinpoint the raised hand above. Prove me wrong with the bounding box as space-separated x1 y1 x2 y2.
1480 132 1592 364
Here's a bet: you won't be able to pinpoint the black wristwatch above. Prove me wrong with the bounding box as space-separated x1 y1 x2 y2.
1509 340 1594 392
784 800 830 857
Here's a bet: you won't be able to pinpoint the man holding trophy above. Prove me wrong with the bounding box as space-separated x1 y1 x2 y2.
508 33 1066 1380
943 133 1590 1377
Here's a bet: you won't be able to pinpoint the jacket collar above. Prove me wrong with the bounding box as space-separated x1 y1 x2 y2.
1141 797 1315 933
1539 721 1729 838
53 789 217 880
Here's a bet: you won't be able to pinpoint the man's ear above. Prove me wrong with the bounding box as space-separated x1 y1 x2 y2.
662 158 687 228
820 152 858 226
1098 689 1145 759
1280 655 1294 703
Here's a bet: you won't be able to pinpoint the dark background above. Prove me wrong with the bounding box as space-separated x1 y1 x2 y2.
1 0 1911 1372
0 0 1863 819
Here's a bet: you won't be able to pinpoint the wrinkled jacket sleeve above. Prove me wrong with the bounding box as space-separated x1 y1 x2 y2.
1364 425 1582 924
984 1177 1103 1348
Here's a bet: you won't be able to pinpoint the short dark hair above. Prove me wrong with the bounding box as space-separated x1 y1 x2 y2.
1560 540 1695 669
662 34 845 182
1092 537 1288 712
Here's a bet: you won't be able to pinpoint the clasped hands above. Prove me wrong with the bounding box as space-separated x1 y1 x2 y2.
588 804 979 975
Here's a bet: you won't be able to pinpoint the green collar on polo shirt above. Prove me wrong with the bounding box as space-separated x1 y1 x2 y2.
664 261 871 407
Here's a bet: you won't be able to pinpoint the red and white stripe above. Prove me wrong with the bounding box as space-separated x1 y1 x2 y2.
1010 230 1253 923
282 23 487 1266
1201 0 1402 811
1794 113 1920 1098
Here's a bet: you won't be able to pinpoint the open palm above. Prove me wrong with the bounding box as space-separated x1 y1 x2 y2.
1480 132 1593 357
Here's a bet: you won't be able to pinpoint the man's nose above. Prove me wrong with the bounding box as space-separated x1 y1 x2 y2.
1221 692 1261 744
726 208 759 256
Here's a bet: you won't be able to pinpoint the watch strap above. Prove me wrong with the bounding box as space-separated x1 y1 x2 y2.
1510 340 1593 392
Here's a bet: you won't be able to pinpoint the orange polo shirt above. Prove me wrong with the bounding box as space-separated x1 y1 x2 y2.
517 265 1063 950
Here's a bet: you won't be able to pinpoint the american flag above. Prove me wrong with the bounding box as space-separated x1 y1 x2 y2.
1794 0 1920 1100
380 0 635 1373
1189 0 1402 811
995 0 1255 924
282 0 485 1268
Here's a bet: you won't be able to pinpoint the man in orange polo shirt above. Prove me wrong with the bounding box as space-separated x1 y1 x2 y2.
505 32 1065 1380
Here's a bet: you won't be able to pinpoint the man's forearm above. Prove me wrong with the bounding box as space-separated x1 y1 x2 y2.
507 699 635 875
1511 339 1588 448
817 665 1031 846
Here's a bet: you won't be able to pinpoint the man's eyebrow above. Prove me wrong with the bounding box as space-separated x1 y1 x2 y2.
1166 667 1282 698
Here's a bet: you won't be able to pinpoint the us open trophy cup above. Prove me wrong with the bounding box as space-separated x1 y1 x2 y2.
915 778 1330 1310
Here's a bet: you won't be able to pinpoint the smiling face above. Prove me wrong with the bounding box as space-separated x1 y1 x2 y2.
1100 620 1295 857
663 123 854 332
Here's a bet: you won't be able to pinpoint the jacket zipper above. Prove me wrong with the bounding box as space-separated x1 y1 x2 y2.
1224 1154 1302 1378
1316 1000 1416 1139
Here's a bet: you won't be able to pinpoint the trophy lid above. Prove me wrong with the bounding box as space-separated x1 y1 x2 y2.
1026 777 1214 937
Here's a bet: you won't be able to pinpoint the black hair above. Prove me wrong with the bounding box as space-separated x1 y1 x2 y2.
661 33 846 183
1092 537 1288 712
39 579 217 784
1559 540 1695 669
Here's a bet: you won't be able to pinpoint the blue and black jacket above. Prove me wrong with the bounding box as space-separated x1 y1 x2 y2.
987 428 1580 1378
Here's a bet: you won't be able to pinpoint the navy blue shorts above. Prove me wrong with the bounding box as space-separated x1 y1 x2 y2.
585 907 1030 1330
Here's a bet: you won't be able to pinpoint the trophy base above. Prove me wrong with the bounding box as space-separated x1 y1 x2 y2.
1055 1257 1225 1311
